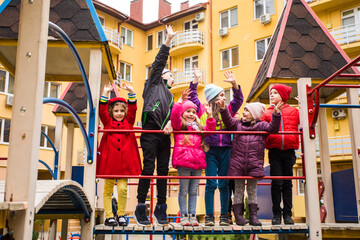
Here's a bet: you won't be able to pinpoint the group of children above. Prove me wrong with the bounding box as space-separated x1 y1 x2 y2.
96 25 300 227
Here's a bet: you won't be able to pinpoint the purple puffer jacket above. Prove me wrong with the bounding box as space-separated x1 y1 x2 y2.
188 82 243 147
220 107 281 177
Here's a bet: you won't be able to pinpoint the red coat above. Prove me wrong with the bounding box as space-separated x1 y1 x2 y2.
96 101 142 176
261 104 300 150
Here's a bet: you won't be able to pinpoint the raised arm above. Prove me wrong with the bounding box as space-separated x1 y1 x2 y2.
216 98 239 131
121 83 137 126
99 84 113 125
223 71 243 116
260 101 284 133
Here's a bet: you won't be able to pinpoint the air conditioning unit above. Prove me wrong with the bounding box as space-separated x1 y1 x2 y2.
6 94 13 107
332 109 346 119
260 13 271 25
218 28 228 37
195 12 205 22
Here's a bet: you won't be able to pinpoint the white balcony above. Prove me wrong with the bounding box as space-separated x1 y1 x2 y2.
103 26 123 52
172 69 205 91
170 30 205 55
329 23 360 45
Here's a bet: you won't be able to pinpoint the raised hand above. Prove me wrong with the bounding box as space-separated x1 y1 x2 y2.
274 101 285 114
204 103 213 118
102 83 113 96
178 88 192 103
193 65 201 84
215 98 226 110
120 82 135 94
164 25 178 46
223 70 239 90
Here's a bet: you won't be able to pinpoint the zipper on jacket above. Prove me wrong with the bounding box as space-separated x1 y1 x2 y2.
153 101 160 111
280 113 284 150
161 97 174 130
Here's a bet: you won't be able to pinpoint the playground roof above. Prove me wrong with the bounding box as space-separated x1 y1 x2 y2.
247 0 360 104
0 0 116 81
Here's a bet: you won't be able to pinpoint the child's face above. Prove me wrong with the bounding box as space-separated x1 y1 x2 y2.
182 108 197 122
216 91 226 102
270 89 282 105
242 108 254 122
112 105 127 121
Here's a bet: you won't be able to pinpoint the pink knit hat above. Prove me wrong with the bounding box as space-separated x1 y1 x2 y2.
182 100 197 114
244 102 266 121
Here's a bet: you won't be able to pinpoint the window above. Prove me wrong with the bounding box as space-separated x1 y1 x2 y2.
184 19 198 31
221 47 239 70
147 34 153 51
98 16 105 26
119 61 132 82
43 82 60 98
0 118 11 144
255 37 271 61
220 7 238 29
224 88 233 106
0 70 14 95
157 29 167 48
341 7 360 43
146 66 152 79
184 55 198 70
40 125 55 149
255 0 275 19
121 26 133 47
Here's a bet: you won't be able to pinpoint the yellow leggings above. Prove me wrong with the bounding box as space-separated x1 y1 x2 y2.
104 178 128 218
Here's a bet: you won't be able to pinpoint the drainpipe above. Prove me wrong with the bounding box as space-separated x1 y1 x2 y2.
209 0 213 83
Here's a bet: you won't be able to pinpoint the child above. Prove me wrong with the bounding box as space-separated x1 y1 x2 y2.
217 100 283 226
135 25 177 227
189 67 243 226
97 83 142 227
261 84 300 225
171 90 216 226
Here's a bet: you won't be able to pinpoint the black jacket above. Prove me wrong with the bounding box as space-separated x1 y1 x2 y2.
142 44 174 130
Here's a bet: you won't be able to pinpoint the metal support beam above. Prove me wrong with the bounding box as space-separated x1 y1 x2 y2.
5 0 50 238
297 78 322 240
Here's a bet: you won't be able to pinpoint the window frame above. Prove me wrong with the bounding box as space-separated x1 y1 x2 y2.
0 118 11 144
121 26 133 47
0 70 14 95
220 7 238 29
184 19 198 31
98 16 105 26
254 0 275 20
119 61 133 83
40 125 56 149
43 82 60 99
255 36 272 61
156 29 167 48
341 7 360 26
220 46 239 70
224 88 233 106
146 34 153 51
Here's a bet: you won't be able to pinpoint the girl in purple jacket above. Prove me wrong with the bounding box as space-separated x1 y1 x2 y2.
171 91 216 226
217 99 283 226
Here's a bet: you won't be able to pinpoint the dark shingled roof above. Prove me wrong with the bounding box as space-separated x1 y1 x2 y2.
0 0 102 42
247 0 358 102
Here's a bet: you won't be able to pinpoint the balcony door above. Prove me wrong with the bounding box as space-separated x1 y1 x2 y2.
341 7 360 44
183 56 198 84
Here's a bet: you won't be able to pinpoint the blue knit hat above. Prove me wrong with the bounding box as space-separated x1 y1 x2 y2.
205 84 224 102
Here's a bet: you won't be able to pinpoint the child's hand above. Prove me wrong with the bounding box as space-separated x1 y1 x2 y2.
102 84 113 96
274 101 284 114
178 88 192 103
164 25 178 46
204 103 213 118
120 82 135 94
223 70 239 90
193 65 201 83
215 98 226 110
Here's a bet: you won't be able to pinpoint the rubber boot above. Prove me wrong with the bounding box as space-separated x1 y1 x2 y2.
233 203 249 226
248 203 262 226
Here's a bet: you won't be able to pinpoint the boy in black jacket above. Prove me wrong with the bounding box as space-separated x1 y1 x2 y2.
134 25 177 226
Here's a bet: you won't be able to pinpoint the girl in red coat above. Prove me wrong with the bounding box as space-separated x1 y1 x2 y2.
97 83 142 227
261 84 300 225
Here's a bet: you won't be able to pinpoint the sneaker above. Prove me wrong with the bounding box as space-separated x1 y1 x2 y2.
134 204 151 227
153 203 169 226
117 215 128 226
271 216 281 225
219 214 229 226
180 214 191 226
227 213 233 225
189 214 199 226
104 217 118 227
205 214 215 226
284 215 294 225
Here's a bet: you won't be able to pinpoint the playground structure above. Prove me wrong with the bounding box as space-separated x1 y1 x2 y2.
0 0 359 239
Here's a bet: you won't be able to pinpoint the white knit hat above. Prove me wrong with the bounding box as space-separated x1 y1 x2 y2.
244 102 266 121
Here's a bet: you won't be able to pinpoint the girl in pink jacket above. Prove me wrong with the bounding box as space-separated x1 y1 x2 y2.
171 91 216 226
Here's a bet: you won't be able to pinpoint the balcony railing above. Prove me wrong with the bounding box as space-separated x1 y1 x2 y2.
103 26 123 51
170 30 205 49
173 69 205 87
329 23 360 45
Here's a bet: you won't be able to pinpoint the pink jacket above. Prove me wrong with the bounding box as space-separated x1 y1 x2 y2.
170 102 216 170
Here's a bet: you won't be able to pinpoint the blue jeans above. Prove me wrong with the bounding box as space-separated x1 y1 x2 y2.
177 167 202 215
205 147 231 215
